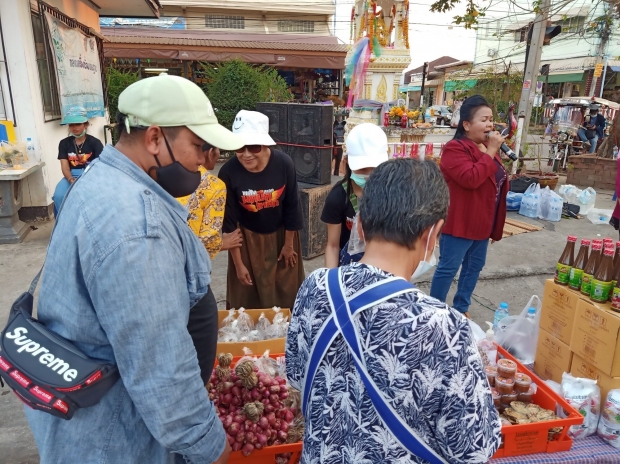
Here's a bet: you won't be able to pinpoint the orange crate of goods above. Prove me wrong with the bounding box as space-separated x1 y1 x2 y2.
214 353 302 463
492 346 583 458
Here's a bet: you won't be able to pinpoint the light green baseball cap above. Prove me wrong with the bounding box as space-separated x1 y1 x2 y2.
118 73 243 151
61 107 88 125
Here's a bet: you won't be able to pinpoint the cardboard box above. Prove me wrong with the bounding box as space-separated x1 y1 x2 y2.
539 280 581 345
534 329 573 384
570 354 620 405
216 308 291 357
570 299 620 377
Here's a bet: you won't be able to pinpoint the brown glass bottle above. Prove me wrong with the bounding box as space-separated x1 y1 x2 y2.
569 239 591 290
591 247 615 302
614 241 620 269
555 235 576 285
581 240 603 296
610 249 620 301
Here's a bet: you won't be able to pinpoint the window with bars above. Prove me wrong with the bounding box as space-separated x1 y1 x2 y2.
514 27 528 43
31 9 62 121
277 20 315 33
557 16 585 34
205 15 245 29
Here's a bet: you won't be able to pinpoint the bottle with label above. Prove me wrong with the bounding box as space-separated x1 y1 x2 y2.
611 251 620 302
591 247 615 302
615 241 620 269
555 235 577 285
493 302 509 331
582 240 603 296
569 239 590 290
26 138 35 160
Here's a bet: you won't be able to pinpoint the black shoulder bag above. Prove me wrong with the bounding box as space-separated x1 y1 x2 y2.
0 169 119 419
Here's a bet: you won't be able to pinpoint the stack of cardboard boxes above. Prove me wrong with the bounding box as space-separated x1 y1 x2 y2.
535 280 620 401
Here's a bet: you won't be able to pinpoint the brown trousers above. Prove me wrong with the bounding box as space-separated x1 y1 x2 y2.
226 226 305 309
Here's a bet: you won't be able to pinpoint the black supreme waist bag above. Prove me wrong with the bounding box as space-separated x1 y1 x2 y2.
0 171 119 419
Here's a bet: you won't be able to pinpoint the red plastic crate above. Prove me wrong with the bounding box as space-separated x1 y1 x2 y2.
491 346 584 458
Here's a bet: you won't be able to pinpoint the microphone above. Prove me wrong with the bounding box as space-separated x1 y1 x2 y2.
501 143 518 161
498 128 518 161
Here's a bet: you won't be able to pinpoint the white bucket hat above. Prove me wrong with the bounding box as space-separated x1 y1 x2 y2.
232 110 276 146
346 123 388 171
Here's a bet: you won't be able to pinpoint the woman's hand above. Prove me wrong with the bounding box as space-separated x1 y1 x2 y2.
221 229 243 251
235 264 253 286
68 177 76 184
278 244 298 268
486 131 505 157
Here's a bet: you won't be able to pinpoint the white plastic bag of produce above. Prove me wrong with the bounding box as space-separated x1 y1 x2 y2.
598 389 620 448
562 373 601 439
558 184 583 205
578 187 597 215
587 208 613 225
496 295 541 368
538 188 563 221
519 182 541 218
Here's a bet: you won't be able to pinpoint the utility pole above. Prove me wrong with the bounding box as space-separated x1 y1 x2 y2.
420 62 428 107
589 20 611 97
517 0 550 153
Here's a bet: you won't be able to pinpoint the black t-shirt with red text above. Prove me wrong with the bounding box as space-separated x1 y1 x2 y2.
219 149 302 234
321 182 356 250
58 134 103 169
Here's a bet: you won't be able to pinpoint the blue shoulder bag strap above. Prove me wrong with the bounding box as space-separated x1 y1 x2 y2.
303 268 449 464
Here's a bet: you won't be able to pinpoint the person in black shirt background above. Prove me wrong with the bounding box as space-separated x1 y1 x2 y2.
219 110 305 309
52 107 103 215
321 123 388 268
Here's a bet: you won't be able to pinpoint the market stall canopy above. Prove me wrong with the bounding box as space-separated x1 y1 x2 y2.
537 73 584 83
96 0 160 17
548 97 620 110
102 28 347 69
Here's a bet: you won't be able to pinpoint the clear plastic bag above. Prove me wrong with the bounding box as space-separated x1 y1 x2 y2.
539 187 563 222
255 312 272 340
562 373 601 440
518 183 541 219
269 307 289 339
558 184 583 205
587 208 613 225
347 213 365 255
496 295 541 367
578 187 596 215
236 307 254 337
598 389 620 448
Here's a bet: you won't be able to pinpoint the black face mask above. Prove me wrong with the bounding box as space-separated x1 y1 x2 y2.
149 132 201 198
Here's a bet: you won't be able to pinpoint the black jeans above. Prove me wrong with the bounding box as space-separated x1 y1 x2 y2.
187 286 218 385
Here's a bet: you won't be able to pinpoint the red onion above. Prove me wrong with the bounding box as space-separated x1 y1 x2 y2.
290 407 297 417
270 394 280 404
231 397 241 407
251 389 261 400
255 443 263 450
226 434 235 445
228 422 240 435
245 431 256 445
233 415 245 424
267 413 277 427
223 393 233 405
269 385 281 394
281 421 289 433
264 404 275 413
253 366 259 373
235 432 245 443
258 417 269 429
218 407 227 416
257 433 268 446
284 410 294 423
280 391 289 400
241 443 255 457
222 415 233 428
274 419 282 431
261 398 270 406
275 376 287 386
232 386 241 397
232 442 242 452
277 430 288 442
222 381 234 392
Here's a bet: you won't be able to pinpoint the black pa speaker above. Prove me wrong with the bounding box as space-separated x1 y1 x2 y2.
289 140 332 185
256 102 288 143
288 104 333 146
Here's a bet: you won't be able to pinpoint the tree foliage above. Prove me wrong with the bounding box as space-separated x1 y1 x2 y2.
200 59 292 131
105 66 140 124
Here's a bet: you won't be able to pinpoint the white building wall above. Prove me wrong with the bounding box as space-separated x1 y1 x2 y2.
1 0 106 214
474 0 618 66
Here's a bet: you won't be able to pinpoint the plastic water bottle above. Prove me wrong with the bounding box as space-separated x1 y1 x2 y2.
525 307 537 321
614 146 619 160
26 138 35 160
493 302 509 331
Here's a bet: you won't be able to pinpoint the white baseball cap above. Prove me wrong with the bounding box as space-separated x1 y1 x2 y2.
346 123 388 171
118 73 244 151
232 110 276 146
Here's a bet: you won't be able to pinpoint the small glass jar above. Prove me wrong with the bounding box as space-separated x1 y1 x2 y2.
495 376 515 395
485 365 498 387
497 359 518 378
514 373 532 393
518 385 536 403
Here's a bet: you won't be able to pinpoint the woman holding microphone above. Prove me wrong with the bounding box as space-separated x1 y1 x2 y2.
430 95 509 318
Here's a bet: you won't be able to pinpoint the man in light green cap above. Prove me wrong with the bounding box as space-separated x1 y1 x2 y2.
24 74 243 464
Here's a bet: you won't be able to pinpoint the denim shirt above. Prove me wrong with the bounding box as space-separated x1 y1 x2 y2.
24 145 225 464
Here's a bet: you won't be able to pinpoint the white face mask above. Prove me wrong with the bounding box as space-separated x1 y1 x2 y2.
412 225 437 280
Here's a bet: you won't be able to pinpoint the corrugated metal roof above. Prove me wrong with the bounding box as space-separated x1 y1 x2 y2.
104 34 349 52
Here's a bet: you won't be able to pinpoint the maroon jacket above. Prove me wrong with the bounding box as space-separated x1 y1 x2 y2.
440 138 509 242
613 158 620 220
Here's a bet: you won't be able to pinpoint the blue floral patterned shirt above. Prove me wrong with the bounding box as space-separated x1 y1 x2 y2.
286 263 502 464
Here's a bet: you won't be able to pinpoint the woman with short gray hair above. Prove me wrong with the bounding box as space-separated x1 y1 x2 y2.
287 159 501 464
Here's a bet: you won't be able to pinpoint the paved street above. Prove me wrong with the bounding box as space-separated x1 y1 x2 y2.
0 178 617 463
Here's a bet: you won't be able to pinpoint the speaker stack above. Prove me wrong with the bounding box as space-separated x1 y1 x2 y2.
256 103 336 259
